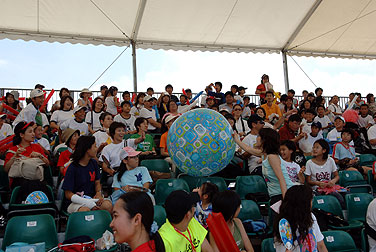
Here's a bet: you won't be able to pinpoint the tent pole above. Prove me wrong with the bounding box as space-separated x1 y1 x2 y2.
282 51 289 94
131 40 138 93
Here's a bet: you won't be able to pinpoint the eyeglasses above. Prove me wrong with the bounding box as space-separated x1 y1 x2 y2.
234 109 242 111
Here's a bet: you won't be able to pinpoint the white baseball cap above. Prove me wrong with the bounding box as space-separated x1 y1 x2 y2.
73 106 87 114
30 89 44 98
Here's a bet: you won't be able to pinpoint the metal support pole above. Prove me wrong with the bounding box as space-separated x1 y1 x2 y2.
131 40 138 93
282 51 290 94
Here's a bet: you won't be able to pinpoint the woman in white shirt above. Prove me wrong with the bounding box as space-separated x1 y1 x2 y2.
50 95 74 131
232 104 250 137
104 86 120 116
130 93 145 118
85 97 104 134
274 185 328 252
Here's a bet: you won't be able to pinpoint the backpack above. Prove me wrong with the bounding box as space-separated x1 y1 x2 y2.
312 208 348 231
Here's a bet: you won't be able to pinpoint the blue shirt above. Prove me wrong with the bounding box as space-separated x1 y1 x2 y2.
333 142 356 160
112 166 153 189
262 155 294 197
62 158 101 198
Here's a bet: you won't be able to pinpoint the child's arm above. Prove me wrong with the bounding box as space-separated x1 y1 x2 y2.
306 175 326 188
328 171 339 187
233 132 262 156
298 166 305 184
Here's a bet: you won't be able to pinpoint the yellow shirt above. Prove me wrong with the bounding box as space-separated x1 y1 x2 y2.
261 103 282 119
159 218 207 252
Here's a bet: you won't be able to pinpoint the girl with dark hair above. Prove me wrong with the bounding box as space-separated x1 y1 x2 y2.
283 97 298 120
234 128 293 206
105 86 120 116
158 93 170 119
62 135 112 213
273 185 328 252
193 182 219 229
280 140 305 184
130 118 156 157
210 190 254 252
131 92 146 118
0 92 22 123
111 147 153 203
300 99 312 111
366 93 376 115
57 129 80 177
52 88 70 112
232 104 250 137
255 107 276 129
305 139 344 208
50 95 74 131
85 97 104 134
110 191 165 252
161 100 181 121
4 121 49 188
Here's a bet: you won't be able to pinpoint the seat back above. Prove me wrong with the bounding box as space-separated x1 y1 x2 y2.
235 175 268 200
199 177 227 192
153 205 166 229
141 159 170 173
322 230 358 252
361 228 369 252
261 238 276 252
65 210 113 240
339 170 366 187
154 179 190 205
312 195 343 217
2 214 58 250
367 170 376 193
237 200 262 221
345 193 374 222
179 175 201 191
359 154 376 167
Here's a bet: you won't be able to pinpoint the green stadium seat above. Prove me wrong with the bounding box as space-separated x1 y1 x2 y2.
199 177 227 192
153 205 166 229
235 175 268 200
312 195 363 230
322 230 359 252
154 179 189 205
179 175 201 191
359 154 376 167
345 193 374 222
339 170 371 193
367 170 376 194
2 214 58 251
261 238 276 252
361 228 368 252
141 159 170 173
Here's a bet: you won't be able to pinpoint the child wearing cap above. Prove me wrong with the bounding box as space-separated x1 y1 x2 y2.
299 121 323 156
327 116 346 142
158 190 213 252
12 88 45 127
333 129 371 175
111 147 154 204
0 114 13 141
60 106 89 136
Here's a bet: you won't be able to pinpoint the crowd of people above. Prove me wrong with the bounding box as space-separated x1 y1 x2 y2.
1 75 376 251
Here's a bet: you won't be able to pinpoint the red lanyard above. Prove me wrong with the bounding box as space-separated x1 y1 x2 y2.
340 143 355 158
174 227 196 252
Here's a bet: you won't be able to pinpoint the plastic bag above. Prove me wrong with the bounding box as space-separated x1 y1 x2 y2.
96 230 116 250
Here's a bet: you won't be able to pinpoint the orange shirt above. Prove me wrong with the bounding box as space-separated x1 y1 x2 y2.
261 103 282 119
159 131 168 153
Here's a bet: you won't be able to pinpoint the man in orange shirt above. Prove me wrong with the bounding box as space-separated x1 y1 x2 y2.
261 91 282 123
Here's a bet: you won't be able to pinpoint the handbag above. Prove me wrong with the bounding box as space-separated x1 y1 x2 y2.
58 236 95 252
8 151 45 181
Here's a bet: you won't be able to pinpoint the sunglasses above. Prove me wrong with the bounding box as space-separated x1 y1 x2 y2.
234 108 242 111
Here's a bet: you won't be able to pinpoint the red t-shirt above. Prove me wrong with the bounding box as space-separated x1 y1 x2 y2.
132 240 156 252
278 124 296 142
256 83 266 99
5 144 47 166
57 149 73 176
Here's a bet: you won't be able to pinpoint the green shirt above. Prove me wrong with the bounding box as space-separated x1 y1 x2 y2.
130 133 155 152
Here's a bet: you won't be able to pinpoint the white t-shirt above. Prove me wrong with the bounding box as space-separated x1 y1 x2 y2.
327 128 342 142
368 125 376 149
36 137 50 151
299 133 323 154
105 96 118 115
304 157 337 190
0 123 13 141
41 113 49 128
139 108 157 131
50 110 74 126
274 214 324 252
235 118 250 135
130 105 143 118
99 139 136 168
85 111 104 132
242 134 262 173
60 118 89 136
13 103 38 126
366 198 376 252
93 130 112 148
314 115 331 128
282 160 301 184
328 104 343 122
357 115 374 128
113 114 136 132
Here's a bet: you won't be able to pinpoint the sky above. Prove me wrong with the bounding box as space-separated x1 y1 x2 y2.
0 38 376 99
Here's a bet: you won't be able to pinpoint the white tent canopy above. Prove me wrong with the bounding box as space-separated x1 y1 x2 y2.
1 0 375 90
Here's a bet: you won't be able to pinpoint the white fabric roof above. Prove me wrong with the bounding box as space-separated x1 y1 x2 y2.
0 0 375 58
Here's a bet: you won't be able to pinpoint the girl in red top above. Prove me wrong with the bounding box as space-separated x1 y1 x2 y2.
110 192 164 252
4 121 49 189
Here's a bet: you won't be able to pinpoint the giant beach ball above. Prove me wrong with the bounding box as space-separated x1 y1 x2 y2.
167 108 235 177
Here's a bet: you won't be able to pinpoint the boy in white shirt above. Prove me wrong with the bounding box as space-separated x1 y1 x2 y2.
0 114 13 141
299 122 323 155
327 116 346 142
139 95 161 132
358 104 374 129
60 106 89 136
114 101 136 134
314 105 332 134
